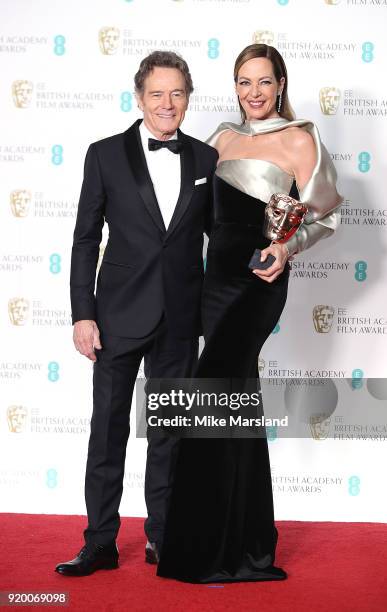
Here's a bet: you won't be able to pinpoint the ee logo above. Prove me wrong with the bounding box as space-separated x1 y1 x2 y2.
48 362 60 382
49 253 61 274
358 152 370 173
46 469 58 488
51 145 63 165
267 426 278 442
53 35 66 56
361 42 374 63
351 368 364 390
354 260 367 282
348 475 360 496
208 39 220 60
120 92 132 112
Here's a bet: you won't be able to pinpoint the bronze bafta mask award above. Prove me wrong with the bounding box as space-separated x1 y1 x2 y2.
248 193 308 270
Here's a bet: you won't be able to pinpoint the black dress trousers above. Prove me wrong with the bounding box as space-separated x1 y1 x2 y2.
83 317 198 547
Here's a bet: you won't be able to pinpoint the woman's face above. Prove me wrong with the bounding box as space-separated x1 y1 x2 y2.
235 57 285 121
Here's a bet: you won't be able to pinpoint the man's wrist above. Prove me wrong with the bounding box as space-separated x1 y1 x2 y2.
73 319 95 326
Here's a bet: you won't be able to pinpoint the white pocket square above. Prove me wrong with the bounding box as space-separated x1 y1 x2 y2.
195 177 207 185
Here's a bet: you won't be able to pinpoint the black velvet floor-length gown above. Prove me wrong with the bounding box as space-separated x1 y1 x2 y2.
157 160 296 583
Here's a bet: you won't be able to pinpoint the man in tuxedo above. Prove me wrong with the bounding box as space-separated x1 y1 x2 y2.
55 51 218 576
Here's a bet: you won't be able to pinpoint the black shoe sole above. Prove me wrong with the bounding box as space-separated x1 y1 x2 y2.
55 560 119 576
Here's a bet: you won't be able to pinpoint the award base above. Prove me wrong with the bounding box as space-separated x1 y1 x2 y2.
248 249 276 271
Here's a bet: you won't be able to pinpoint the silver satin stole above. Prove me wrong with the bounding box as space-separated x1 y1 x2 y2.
207 117 343 256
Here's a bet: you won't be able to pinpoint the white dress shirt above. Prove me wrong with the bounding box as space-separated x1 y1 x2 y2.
139 121 181 230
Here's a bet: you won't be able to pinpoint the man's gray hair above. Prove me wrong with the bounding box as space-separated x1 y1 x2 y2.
134 50 194 96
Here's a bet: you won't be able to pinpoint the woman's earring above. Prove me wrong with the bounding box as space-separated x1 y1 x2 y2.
277 91 282 113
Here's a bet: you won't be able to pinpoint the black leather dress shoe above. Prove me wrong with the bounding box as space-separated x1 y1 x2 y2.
55 542 119 576
145 541 159 565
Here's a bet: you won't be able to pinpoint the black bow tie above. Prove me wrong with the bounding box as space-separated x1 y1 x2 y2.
148 138 183 154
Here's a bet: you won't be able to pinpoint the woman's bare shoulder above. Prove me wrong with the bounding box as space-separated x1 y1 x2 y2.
216 129 236 145
281 126 315 152
213 129 238 154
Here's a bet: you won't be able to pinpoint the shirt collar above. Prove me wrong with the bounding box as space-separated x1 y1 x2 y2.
139 120 177 151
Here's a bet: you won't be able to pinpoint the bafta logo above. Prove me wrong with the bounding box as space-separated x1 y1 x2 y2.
8 297 30 326
97 244 106 274
324 0 341 4
252 31 275 46
99 27 120 55
258 358 265 374
313 305 335 333
12 80 33 108
7 405 28 433
319 87 341 115
309 414 331 440
10 190 31 217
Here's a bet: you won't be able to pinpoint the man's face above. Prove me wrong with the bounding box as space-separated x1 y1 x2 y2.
137 67 188 139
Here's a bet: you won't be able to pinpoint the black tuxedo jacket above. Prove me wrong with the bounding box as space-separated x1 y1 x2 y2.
70 119 218 338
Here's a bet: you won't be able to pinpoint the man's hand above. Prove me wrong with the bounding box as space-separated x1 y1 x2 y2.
252 243 289 283
73 320 102 362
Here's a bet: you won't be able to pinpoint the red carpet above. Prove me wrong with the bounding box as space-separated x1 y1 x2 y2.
0 514 386 611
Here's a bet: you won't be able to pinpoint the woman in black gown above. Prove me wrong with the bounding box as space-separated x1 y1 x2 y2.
157 44 342 583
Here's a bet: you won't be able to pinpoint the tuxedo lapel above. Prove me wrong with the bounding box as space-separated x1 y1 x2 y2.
166 130 195 238
123 120 166 233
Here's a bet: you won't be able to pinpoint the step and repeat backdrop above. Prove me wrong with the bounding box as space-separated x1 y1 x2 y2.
1 0 387 523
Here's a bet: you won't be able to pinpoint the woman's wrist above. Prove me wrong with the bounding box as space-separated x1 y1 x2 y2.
273 241 290 259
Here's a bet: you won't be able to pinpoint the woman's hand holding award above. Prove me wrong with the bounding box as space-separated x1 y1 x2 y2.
248 193 308 270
